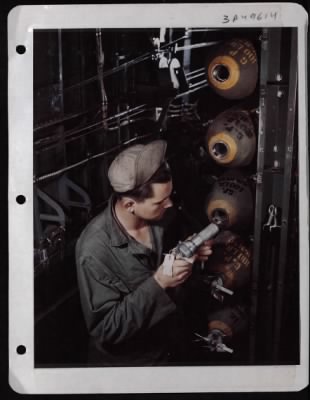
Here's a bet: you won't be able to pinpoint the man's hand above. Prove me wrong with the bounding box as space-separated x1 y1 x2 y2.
195 240 213 261
184 234 213 262
154 256 196 289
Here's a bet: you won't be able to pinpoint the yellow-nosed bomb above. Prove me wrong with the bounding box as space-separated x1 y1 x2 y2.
206 38 258 99
206 170 253 230
208 305 248 338
206 109 256 167
206 231 252 290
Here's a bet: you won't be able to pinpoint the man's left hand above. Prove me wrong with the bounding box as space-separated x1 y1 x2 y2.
196 240 213 261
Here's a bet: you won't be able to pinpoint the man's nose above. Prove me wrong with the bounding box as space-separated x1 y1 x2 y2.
164 198 173 209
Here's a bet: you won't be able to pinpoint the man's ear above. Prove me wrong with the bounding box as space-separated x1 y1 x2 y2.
122 197 135 211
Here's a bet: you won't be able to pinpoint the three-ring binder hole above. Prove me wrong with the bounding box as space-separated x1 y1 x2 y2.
16 345 26 355
16 45 26 54
16 195 26 204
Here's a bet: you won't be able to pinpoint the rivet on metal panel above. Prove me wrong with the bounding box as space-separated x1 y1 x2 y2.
256 173 263 184
273 145 278 152
277 90 284 98
261 39 268 51
275 73 283 82
273 160 280 168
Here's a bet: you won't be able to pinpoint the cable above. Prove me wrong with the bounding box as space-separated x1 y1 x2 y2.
34 132 157 183
63 35 188 93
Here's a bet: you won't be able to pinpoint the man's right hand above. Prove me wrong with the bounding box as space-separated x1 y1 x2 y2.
153 256 196 289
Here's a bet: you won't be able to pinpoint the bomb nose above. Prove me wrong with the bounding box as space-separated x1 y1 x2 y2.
211 209 228 227
212 64 230 83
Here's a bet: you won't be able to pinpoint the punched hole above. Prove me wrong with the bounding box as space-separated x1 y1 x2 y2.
16 195 26 204
16 45 26 55
212 142 228 159
212 64 230 82
16 345 26 355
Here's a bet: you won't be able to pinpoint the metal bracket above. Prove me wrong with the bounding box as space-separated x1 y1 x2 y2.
58 176 92 212
37 188 66 226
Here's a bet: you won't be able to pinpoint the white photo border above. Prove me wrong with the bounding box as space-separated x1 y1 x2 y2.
8 2 309 394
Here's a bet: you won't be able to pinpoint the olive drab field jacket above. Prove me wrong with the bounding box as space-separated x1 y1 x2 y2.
75 196 187 366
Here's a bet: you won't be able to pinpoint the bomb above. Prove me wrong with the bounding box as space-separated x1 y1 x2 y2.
206 38 258 99
195 305 248 353
206 109 256 167
208 305 248 338
206 170 253 230
206 231 252 294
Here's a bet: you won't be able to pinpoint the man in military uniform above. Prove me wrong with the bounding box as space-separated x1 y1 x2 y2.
76 140 212 366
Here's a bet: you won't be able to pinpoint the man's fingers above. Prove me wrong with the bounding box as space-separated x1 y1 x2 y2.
198 248 213 256
177 270 192 282
172 263 193 279
197 245 213 255
173 257 195 267
173 265 192 276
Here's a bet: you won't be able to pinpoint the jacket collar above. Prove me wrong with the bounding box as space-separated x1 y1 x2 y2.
106 195 164 257
106 195 130 248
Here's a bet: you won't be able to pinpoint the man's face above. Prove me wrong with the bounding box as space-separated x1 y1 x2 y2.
134 180 173 221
